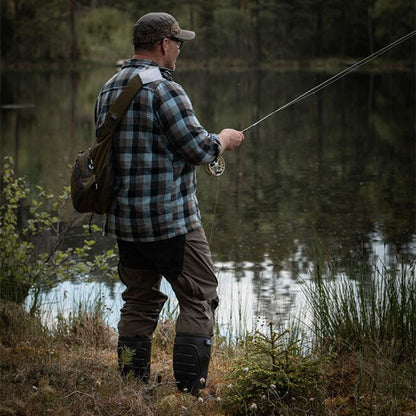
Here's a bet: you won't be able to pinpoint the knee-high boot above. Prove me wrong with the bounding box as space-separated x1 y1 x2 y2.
173 334 211 395
117 337 152 382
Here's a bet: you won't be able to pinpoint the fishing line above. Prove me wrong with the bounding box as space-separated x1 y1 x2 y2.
205 30 415 247
208 177 221 245
204 30 415 177
242 29 416 133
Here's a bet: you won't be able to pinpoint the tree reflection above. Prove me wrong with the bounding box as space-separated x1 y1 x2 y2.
1 67 414 322
196 69 415 279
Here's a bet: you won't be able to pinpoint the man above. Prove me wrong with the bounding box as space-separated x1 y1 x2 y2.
95 12 244 395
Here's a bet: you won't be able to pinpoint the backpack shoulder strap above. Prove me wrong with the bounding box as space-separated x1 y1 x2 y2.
107 66 163 123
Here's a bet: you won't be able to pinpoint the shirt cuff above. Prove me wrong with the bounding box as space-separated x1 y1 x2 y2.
210 133 222 160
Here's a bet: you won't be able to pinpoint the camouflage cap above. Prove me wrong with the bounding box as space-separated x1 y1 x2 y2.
133 12 195 46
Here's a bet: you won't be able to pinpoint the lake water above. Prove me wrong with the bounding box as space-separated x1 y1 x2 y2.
1 65 415 335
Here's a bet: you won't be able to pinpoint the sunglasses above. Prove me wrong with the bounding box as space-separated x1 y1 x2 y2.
168 37 183 49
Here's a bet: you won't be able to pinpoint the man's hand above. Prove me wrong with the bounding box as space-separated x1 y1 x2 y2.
218 129 244 153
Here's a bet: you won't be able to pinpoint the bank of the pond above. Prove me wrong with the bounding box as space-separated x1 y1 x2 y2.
1 57 414 72
1 297 415 416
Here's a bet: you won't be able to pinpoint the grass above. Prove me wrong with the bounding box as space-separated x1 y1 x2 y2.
305 257 416 415
0 299 228 416
307 258 416 359
1 259 415 415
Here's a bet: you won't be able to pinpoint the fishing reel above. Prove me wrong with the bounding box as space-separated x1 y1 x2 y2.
205 156 225 176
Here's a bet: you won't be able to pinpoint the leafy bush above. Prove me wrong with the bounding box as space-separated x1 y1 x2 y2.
0 156 117 310
222 321 325 416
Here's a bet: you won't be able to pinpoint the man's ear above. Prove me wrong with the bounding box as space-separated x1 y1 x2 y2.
160 38 168 55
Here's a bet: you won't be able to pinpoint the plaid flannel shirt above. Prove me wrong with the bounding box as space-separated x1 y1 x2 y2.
95 59 221 242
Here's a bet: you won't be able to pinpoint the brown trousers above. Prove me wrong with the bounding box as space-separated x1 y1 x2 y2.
117 228 218 338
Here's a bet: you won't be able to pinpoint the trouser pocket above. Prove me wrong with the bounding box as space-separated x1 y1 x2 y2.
169 228 219 336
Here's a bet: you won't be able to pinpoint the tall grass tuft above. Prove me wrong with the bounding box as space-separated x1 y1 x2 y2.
53 297 116 348
305 257 416 413
306 259 416 363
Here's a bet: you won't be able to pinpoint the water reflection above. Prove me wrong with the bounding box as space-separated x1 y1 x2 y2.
2 66 415 331
27 234 406 338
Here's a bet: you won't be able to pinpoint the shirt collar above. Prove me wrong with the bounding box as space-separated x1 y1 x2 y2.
121 58 173 81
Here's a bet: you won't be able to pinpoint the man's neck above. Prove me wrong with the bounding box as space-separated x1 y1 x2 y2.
133 53 150 60
133 53 162 66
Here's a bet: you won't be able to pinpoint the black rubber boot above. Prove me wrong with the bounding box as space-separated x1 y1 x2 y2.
117 337 151 382
173 334 212 396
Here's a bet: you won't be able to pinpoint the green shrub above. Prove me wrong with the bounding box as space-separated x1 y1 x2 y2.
0 156 117 311
222 321 325 415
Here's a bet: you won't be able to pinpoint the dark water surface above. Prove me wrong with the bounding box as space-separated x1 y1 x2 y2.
1 66 415 333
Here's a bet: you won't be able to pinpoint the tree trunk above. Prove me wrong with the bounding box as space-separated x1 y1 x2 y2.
367 5 374 54
252 0 261 64
69 0 78 61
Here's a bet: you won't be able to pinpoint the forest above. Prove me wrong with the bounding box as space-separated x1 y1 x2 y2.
1 0 415 66
1 2 416 416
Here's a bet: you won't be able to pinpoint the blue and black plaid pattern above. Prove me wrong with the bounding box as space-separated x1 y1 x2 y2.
95 59 221 242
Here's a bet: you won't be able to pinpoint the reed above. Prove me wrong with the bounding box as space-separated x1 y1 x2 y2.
304 257 416 414
306 259 416 362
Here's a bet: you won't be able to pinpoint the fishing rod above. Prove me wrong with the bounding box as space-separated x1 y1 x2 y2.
205 29 416 176
241 29 416 134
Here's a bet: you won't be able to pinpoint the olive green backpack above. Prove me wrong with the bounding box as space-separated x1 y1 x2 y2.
70 67 162 214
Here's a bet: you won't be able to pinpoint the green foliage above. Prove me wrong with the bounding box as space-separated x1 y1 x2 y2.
1 0 77 61
1 0 414 64
213 7 251 62
0 157 117 309
118 345 135 376
222 322 325 415
78 7 133 62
